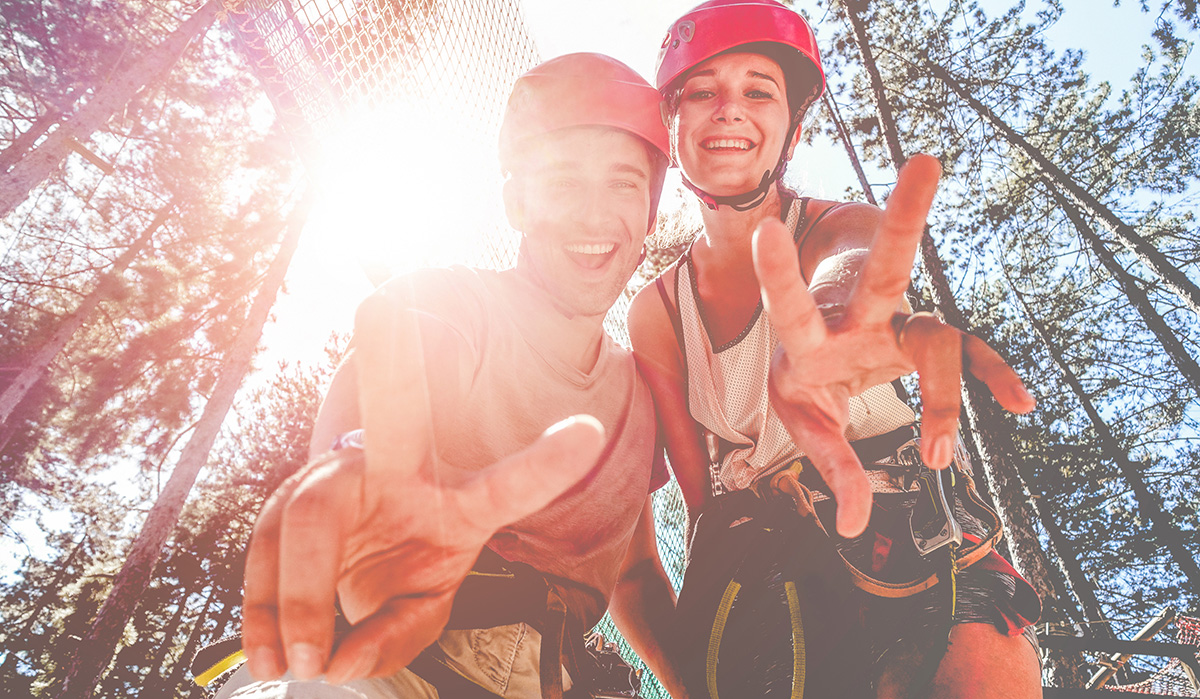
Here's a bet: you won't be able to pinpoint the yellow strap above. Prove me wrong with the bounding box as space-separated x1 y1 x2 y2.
949 544 959 619
706 581 741 699
785 581 806 699
195 649 246 686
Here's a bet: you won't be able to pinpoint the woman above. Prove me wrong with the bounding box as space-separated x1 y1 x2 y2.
627 1 1043 697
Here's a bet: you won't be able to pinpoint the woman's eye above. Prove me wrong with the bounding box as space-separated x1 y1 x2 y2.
685 89 714 100
747 89 774 99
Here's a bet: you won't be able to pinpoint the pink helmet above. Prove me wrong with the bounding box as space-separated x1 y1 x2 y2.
655 0 825 210
656 0 825 113
499 53 670 176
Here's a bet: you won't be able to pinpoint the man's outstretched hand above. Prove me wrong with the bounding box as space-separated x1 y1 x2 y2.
241 283 605 683
752 154 1035 539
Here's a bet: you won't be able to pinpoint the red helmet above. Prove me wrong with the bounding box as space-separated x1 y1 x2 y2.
499 53 670 175
656 0 825 114
654 0 825 211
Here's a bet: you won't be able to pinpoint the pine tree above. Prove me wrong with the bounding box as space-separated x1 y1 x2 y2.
53 189 313 699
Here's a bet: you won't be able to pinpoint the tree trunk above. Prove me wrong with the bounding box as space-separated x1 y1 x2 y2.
53 189 314 699
1045 182 1200 392
155 584 217 698
1005 278 1200 595
0 98 71 174
142 586 193 689
927 61 1200 317
821 92 879 205
0 204 172 425
0 1 220 220
1038 491 1114 640
840 0 1090 686
0 535 89 677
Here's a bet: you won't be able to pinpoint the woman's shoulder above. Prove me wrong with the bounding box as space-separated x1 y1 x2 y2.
628 264 684 357
798 196 879 221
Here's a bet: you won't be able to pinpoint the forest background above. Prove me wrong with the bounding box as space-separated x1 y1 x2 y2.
1 0 1198 697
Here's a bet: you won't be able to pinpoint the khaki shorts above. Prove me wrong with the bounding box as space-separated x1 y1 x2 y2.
216 624 570 699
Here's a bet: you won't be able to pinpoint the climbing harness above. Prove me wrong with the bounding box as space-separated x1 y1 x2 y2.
192 545 644 699
766 425 1004 599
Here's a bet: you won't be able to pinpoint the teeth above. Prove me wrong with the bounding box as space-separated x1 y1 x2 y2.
704 139 753 150
565 243 615 255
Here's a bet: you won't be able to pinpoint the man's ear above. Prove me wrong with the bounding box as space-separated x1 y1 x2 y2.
503 177 525 232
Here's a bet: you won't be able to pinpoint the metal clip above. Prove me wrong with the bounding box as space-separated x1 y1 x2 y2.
909 467 963 556
893 437 924 490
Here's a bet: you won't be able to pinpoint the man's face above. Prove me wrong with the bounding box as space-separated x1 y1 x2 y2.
511 126 654 318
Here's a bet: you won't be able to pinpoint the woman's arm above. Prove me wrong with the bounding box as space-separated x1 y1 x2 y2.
628 272 713 527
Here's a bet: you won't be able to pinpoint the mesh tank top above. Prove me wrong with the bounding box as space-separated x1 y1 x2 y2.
674 197 917 494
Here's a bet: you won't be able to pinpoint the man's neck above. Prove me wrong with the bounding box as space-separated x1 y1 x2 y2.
502 267 608 373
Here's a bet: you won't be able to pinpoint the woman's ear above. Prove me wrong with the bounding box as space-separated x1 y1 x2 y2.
502 177 524 231
786 121 804 161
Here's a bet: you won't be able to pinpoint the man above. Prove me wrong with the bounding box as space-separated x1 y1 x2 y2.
217 53 686 698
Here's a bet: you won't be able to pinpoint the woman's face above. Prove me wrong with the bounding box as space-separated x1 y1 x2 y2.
675 51 795 197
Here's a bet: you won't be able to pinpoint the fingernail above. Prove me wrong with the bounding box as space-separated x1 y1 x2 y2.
288 643 325 680
327 645 379 684
246 646 281 680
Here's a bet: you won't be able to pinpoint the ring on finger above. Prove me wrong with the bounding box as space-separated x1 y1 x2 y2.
894 311 940 348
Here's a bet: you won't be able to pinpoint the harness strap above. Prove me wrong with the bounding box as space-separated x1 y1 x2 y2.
769 438 1004 599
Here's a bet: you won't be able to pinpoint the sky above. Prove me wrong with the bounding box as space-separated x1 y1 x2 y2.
3 0 1195 582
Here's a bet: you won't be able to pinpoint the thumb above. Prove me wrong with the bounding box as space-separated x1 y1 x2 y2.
456 415 606 532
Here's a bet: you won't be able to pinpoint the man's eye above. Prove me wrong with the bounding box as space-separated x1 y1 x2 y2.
747 89 774 99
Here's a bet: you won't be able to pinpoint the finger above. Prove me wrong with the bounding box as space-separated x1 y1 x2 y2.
769 382 872 538
325 592 456 682
454 415 606 533
241 461 319 680
355 280 433 480
847 154 942 327
963 334 1036 414
817 442 874 538
901 315 962 469
276 451 364 679
753 217 828 356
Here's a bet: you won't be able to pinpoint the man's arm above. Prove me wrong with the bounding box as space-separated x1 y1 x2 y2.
241 283 606 683
608 496 688 699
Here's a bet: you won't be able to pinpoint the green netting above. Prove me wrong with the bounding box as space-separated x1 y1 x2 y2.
221 1 691 694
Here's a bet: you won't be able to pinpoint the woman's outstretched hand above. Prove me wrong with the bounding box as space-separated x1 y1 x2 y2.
752 154 1035 538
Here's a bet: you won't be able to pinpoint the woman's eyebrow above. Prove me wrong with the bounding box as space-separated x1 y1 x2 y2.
748 70 780 85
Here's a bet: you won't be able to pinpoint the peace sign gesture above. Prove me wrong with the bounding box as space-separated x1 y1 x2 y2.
752 154 1035 539
240 281 605 683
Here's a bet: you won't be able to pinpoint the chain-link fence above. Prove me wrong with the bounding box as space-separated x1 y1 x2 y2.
222 1 690 695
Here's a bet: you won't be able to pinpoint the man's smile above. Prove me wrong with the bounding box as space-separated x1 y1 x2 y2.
563 241 619 271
